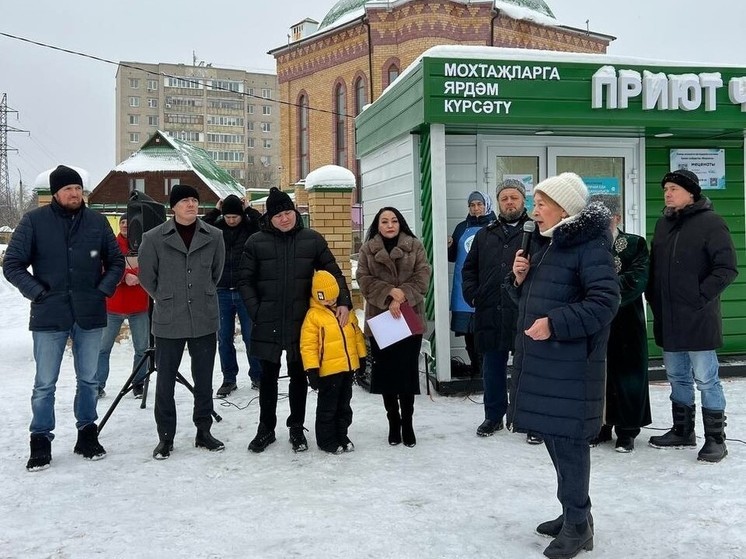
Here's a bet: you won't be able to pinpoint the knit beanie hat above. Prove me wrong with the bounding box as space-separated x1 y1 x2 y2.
312 270 340 302
265 187 295 218
495 178 526 200
588 194 621 217
661 169 701 201
467 191 485 205
534 172 588 217
169 184 200 208
221 194 244 216
49 165 84 195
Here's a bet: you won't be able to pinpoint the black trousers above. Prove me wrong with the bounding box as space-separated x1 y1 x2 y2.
154 334 216 441
315 371 354 450
544 435 592 524
258 359 307 431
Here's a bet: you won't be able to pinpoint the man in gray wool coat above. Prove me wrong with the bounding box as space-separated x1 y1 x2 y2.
138 184 226 460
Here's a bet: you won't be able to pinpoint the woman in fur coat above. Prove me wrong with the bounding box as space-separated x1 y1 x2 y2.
356 207 431 447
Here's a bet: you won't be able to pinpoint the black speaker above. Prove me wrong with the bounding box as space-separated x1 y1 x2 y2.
126 191 166 253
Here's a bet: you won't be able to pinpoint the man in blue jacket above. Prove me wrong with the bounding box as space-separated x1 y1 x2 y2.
3 165 124 471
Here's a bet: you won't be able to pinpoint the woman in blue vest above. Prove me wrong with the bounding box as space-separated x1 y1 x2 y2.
447 191 495 375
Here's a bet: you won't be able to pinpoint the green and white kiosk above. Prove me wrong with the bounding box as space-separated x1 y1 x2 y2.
356 45 745 392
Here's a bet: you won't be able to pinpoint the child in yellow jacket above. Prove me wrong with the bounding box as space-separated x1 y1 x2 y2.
301 270 367 453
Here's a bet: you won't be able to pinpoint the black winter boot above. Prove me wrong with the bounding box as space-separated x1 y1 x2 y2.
26 434 52 471
248 423 276 453
383 395 401 445
536 513 594 538
543 519 593 559
195 429 225 452
649 402 696 448
400 394 416 447
698 408 727 463
153 439 174 460
73 424 106 460
289 425 308 452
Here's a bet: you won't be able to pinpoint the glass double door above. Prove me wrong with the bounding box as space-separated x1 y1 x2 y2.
484 139 642 235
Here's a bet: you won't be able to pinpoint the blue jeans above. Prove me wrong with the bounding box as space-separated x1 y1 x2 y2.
217 289 261 383
31 325 102 439
663 350 726 411
482 349 509 422
96 311 150 390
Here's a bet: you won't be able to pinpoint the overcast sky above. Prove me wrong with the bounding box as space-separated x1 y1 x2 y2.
1 0 744 189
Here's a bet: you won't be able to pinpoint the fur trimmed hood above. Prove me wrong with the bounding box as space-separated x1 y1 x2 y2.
552 201 612 249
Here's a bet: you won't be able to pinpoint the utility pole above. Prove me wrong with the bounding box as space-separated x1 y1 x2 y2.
0 93 28 227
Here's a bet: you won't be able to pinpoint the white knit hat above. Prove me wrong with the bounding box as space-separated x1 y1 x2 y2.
534 172 588 217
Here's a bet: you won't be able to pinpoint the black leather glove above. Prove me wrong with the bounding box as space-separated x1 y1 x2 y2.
307 368 320 390
357 357 367 375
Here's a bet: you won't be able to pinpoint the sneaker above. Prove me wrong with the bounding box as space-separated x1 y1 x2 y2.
26 434 52 472
289 426 309 452
195 430 225 452
216 381 237 398
250 378 261 391
341 436 355 453
248 423 276 453
526 433 544 445
615 436 635 453
322 445 344 455
476 419 503 437
97 388 106 400
589 425 613 447
73 424 107 460
153 440 174 460
132 383 144 399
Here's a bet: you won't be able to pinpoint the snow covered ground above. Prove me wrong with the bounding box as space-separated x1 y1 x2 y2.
1 272 744 559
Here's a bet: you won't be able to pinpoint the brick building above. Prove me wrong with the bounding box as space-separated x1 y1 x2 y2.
270 0 613 198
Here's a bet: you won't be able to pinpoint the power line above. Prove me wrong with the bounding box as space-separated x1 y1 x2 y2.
0 31 357 119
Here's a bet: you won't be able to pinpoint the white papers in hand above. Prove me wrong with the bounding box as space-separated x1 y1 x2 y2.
366 310 414 349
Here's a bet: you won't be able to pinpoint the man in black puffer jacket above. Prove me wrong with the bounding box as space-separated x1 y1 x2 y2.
238 187 351 453
203 194 263 397
3 165 124 471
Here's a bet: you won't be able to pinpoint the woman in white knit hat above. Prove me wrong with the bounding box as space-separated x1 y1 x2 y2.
507 172 620 559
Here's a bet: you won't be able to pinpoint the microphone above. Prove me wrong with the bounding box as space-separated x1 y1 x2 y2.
520 221 536 259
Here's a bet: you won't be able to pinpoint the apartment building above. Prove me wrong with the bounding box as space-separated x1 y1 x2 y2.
115 61 280 191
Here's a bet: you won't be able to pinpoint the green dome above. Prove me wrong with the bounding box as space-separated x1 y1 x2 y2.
318 0 555 31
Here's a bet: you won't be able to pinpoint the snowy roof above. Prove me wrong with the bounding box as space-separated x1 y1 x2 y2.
315 0 557 35
34 165 91 191
304 165 356 190
112 131 245 199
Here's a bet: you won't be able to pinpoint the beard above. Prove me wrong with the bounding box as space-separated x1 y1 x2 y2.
499 207 523 222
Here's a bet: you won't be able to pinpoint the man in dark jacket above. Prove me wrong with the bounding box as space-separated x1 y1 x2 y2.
203 194 262 397
647 169 737 463
3 165 124 471
462 178 530 438
139 184 226 460
239 187 351 453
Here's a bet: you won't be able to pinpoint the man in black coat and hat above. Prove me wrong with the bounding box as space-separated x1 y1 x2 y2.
238 187 351 453
647 169 737 463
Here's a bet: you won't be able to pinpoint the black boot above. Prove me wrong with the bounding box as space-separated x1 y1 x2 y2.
195 429 225 452
26 434 52 471
536 513 594 538
153 439 174 460
383 394 401 445
649 402 696 448
73 424 107 460
543 519 593 559
248 423 276 453
698 408 727 463
400 394 416 447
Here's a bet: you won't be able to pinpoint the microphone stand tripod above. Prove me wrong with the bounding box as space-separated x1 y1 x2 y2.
97 299 222 434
